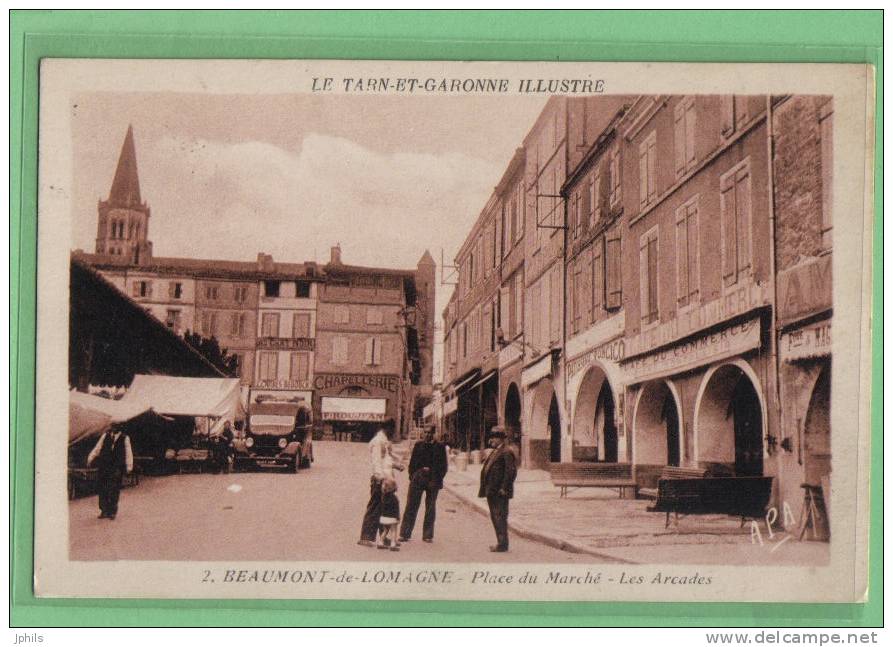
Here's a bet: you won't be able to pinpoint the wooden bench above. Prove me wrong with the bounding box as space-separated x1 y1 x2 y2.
549 462 638 499
647 476 773 528
638 466 710 500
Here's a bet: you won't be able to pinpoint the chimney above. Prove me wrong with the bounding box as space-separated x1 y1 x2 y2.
256 253 274 272
330 244 342 265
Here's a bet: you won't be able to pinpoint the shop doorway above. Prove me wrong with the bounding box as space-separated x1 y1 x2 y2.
804 363 831 486
548 393 561 462
597 382 618 463
696 362 765 476
633 379 682 467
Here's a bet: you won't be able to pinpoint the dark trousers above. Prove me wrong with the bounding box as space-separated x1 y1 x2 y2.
486 494 510 549
360 477 382 541
399 485 439 540
97 470 123 517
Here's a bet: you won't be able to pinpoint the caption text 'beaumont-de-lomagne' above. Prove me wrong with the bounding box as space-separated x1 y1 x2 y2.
311 77 606 94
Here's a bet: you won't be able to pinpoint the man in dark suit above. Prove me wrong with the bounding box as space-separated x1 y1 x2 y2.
87 423 134 520
478 426 518 552
399 425 448 543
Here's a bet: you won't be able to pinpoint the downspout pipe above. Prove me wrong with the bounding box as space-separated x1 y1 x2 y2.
766 96 783 455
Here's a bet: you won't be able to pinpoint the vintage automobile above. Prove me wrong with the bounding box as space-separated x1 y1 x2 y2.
232 401 313 472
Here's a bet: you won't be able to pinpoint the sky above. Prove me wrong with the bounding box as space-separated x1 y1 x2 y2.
70 91 549 377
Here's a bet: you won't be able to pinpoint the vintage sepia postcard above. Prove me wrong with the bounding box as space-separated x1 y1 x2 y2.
33 59 875 603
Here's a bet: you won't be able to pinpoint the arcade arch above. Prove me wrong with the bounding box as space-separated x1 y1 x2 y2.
572 364 619 462
694 361 766 476
633 379 682 467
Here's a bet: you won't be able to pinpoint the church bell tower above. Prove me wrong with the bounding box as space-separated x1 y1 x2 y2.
96 125 152 264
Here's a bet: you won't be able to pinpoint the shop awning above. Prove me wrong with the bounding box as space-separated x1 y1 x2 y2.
467 369 497 391
69 390 154 445
443 398 458 416
321 396 389 422
452 369 481 393
122 374 243 420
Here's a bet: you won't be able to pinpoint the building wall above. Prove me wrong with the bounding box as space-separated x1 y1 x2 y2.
115 271 197 334
194 278 259 385
254 280 318 393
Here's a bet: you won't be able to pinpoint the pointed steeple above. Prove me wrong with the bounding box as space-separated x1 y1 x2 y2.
417 249 436 267
107 125 142 208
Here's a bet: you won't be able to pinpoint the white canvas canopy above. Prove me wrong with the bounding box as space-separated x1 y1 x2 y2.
69 390 153 445
122 375 243 421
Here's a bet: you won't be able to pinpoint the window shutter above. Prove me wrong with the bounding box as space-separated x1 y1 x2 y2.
581 179 591 229
549 266 561 344
605 233 622 310
676 206 689 306
567 264 576 334
685 99 697 167
639 237 649 321
647 236 659 322
638 145 648 208
687 204 700 302
647 137 657 202
581 249 593 324
720 96 735 136
592 236 604 317
674 102 686 178
736 169 752 275
720 173 737 286
364 338 374 365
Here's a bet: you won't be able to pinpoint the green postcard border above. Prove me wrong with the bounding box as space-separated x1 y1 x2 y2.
10 9 883 628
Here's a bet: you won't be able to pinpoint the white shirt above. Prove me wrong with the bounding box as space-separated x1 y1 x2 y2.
368 430 391 480
87 431 134 473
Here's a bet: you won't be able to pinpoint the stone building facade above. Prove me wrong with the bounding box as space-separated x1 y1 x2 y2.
76 127 434 438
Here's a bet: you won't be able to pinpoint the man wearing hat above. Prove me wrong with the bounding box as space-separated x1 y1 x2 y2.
478 426 517 552
87 423 134 520
399 425 448 543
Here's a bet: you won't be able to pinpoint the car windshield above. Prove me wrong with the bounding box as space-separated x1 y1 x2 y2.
249 414 294 436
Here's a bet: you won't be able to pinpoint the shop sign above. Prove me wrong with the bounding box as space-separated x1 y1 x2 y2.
567 338 626 378
623 317 760 383
256 337 315 351
321 396 388 421
565 311 625 360
780 320 831 362
313 373 400 394
625 282 769 359
255 379 313 390
521 352 553 388
777 255 833 326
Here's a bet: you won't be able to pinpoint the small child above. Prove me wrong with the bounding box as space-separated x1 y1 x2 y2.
377 477 401 551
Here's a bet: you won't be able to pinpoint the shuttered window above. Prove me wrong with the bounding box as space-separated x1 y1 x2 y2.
639 131 658 209
674 97 697 178
675 196 700 307
590 167 602 224
332 337 348 365
293 312 312 337
259 352 278 381
290 352 310 381
572 260 584 334
261 312 279 337
364 337 382 366
720 160 753 287
640 227 660 325
605 232 622 310
608 144 621 207
720 95 735 137
513 272 524 339
592 236 604 319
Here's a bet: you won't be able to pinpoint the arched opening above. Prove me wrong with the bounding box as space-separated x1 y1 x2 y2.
804 363 831 486
548 394 561 463
633 380 681 466
504 382 522 452
572 364 619 463
529 379 560 468
696 363 764 476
